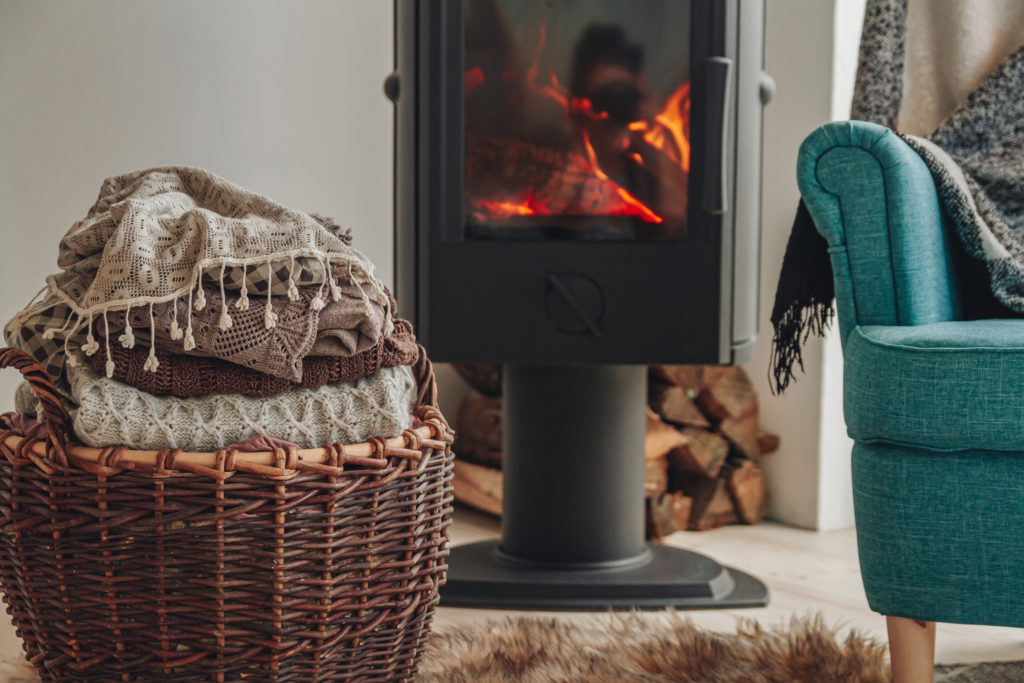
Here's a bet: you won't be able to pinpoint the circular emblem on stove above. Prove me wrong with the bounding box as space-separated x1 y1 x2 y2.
545 273 605 336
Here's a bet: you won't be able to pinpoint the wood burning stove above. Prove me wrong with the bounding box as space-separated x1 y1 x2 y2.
390 0 772 609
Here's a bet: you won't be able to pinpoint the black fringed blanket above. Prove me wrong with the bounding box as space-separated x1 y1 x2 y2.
770 0 1024 393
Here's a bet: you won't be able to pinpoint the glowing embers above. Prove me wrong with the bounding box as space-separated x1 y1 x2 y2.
465 19 690 229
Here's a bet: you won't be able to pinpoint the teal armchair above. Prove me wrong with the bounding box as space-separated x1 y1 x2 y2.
798 120 1024 681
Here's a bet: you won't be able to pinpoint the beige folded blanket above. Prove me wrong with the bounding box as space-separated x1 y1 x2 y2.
24 362 417 451
16 167 393 388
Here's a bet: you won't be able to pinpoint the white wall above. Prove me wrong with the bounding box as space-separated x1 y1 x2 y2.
0 0 394 407
816 0 866 531
753 0 864 530
0 0 394 660
0 0 862 539
750 0 839 529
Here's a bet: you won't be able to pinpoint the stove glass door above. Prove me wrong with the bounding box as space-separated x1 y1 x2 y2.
464 0 693 241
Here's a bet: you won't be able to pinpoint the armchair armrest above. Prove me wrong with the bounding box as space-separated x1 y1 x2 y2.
796 121 960 342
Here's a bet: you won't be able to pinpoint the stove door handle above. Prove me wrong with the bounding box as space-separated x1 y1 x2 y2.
701 57 733 215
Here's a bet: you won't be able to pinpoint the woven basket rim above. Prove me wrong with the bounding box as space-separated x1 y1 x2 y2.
0 345 450 477
3 421 441 468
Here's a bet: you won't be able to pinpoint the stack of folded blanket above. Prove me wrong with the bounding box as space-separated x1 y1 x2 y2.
5 167 420 451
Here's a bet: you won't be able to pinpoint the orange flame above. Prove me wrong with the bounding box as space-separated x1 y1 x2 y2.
474 194 544 219
467 21 690 223
581 130 663 223
630 82 690 172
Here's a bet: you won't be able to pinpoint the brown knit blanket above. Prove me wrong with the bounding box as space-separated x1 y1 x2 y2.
98 278 391 383
91 320 418 398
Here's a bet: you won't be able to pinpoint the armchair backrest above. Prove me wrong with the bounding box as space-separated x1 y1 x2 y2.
796 121 962 344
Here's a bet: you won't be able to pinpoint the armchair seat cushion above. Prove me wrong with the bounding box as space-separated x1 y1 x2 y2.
845 320 1024 451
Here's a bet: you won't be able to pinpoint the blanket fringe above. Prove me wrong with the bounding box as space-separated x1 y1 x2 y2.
34 252 394 382
768 199 835 394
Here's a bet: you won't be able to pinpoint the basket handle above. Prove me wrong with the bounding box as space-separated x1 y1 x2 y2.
0 347 73 461
412 345 438 408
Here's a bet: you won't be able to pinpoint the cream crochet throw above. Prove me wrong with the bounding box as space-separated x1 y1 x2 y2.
43 167 392 378
20 363 418 451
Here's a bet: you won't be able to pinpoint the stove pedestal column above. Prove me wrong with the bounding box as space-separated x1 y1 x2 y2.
440 364 769 610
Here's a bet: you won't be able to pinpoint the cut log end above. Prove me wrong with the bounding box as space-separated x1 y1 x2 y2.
757 431 780 456
646 492 693 540
727 460 770 525
649 384 711 429
667 427 730 480
645 408 689 461
696 366 756 422
720 407 762 461
680 476 739 531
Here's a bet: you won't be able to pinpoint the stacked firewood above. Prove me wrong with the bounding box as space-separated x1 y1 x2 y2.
450 363 779 537
447 363 505 517
645 365 777 538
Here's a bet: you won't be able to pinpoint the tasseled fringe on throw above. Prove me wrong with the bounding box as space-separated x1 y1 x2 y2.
169 297 184 340
347 262 374 319
326 259 343 302
218 263 233 331
308 256 329 312
184 287 196 351
236 263 250 311
346 260 394 336
59 312 84 368
40 252 396 382
81 314 99 356
42 310 74 341
102 311 115 378
194 282 207 311
118 306 136 349
286 256 300 302
264 260 279 329
143 302 160 373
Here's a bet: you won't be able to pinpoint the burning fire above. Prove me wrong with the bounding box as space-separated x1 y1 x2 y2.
580 130 663 223
467 21 690 224
474 194 549 219
630 82 691 173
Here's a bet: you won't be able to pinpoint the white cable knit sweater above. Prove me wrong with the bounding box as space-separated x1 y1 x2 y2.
34 362 417 451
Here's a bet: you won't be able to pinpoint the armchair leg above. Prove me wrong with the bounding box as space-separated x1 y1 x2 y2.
886 616 935 683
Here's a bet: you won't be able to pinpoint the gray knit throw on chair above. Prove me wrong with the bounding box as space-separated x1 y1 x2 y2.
769 0 1024 394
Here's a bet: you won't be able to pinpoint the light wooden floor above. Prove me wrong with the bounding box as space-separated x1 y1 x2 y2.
436 507 1024 667
0 507 1021 679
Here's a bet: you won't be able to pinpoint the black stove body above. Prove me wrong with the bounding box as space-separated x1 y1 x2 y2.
389 0 772 610
394 0 768 365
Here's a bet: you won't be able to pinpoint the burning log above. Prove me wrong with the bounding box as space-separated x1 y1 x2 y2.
464 47 693 229
467 135 661 222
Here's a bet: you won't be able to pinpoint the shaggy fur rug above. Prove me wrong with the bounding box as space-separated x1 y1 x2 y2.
0 615 1015 681
418 613 891 682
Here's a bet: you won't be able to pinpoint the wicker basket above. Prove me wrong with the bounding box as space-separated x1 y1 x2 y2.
0 346 454 682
